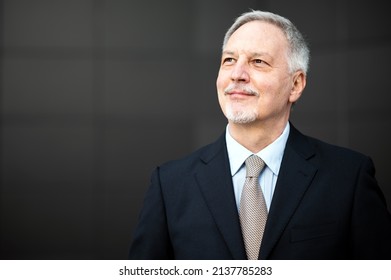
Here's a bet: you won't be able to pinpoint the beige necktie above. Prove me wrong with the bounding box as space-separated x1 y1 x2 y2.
239 154 268 260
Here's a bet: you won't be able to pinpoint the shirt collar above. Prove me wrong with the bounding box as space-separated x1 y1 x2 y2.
225 122 290 176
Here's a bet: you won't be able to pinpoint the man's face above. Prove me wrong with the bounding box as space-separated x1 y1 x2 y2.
216 21 303 125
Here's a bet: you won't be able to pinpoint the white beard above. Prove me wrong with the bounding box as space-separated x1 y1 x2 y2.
222 83 260 124
224 103 258 124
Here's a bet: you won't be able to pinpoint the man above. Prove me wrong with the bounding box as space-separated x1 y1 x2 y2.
129 10 391 259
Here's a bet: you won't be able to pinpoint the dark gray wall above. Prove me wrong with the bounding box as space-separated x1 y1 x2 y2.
1 0 390 259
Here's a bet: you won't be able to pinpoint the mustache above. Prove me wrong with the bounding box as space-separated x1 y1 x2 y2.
224 84 259 96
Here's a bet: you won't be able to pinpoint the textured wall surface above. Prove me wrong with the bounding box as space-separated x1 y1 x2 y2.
1 0 390 259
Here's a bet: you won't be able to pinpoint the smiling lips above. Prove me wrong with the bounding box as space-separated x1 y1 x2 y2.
226 90 255 97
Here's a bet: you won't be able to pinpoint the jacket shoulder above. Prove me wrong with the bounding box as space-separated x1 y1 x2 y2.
290 124 370 161
307 135 370 162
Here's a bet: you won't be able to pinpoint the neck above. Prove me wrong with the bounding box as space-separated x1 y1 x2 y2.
228 119 288 153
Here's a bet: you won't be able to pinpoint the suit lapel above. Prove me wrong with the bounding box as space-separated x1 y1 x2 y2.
259 125 318 259
195 134 247 260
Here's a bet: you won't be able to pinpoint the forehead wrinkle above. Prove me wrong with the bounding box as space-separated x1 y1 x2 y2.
222 49 272 59
222 50 235 56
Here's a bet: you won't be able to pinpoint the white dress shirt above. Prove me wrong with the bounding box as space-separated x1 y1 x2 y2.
225 122 290 211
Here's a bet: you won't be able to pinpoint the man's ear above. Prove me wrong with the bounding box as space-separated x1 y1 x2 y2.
289 71 306 103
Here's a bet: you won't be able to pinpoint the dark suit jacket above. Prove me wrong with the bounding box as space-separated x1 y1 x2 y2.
129 124 391 259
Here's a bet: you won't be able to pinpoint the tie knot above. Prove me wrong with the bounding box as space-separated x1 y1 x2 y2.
245 155 265 178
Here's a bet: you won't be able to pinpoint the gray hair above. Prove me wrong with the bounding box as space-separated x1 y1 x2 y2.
222 10 310 75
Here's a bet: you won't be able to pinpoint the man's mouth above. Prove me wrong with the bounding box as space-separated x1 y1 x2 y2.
224 84 259 97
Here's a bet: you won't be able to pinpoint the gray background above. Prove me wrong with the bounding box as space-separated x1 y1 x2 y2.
1 0 390 259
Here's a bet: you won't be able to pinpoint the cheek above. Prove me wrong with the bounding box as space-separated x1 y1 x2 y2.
216 78 224 103
216 69 230 90
254 76 286 98
216 76 224 93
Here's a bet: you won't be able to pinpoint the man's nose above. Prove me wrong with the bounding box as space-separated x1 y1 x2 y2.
231 61 250 82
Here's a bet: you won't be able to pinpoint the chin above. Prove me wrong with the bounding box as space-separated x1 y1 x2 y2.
225 108 258 124
229 117 257 124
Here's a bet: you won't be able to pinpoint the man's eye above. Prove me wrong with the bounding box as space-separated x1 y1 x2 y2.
254 59 264 64
223 58 235 64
